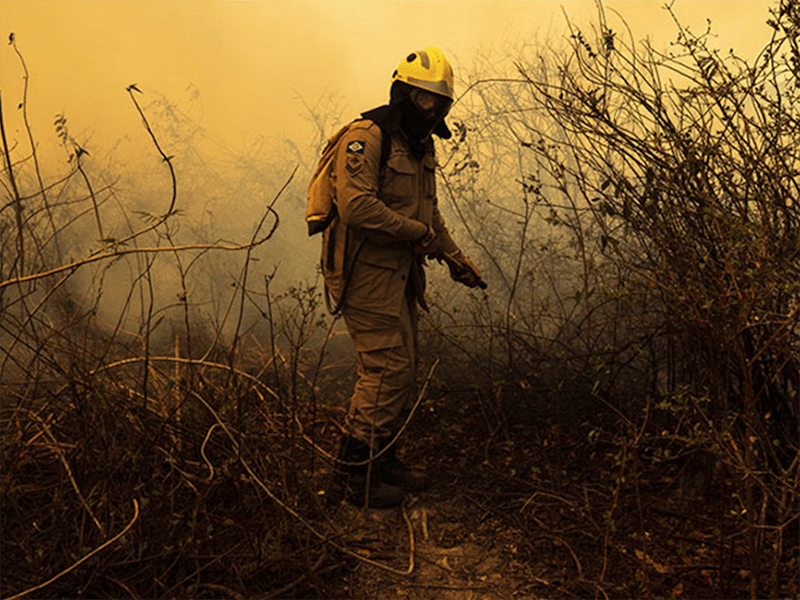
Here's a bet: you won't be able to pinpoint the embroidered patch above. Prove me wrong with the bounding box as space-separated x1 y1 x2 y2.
346 156 363 175
345 140 366 175
346 140 366 154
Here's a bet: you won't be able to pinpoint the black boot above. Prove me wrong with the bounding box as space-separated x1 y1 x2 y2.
379 441 433 492
332 436 405 508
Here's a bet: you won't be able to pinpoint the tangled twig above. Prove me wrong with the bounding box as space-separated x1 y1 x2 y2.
6 499 140 600
189 387 417 577
21 408 103 535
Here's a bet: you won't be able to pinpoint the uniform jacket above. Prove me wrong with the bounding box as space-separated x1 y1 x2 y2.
321 118 460 317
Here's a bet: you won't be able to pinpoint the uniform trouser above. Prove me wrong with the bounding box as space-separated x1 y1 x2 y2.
340 283 418 445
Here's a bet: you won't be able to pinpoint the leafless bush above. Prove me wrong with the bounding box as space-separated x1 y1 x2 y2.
0 39 365 598
426 2 798 596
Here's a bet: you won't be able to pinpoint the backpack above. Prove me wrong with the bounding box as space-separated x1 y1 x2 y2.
305 119 391 236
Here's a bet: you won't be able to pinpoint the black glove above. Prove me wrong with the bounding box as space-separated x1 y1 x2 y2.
440 250 487 289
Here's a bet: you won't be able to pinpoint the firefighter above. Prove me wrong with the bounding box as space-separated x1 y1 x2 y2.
322 47 484 507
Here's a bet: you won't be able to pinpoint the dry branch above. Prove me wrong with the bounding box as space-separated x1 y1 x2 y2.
5 499 140 600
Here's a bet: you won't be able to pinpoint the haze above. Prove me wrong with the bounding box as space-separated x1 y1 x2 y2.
0 1 773 161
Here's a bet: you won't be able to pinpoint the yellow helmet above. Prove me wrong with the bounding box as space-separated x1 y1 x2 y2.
391 47 454 100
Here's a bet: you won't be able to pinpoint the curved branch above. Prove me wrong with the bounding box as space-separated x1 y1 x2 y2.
6 499 140 600
126 85 178 214
0 218 278 291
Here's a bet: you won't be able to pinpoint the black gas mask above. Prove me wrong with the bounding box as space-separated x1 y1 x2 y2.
402 88 452 148
390 81 452 154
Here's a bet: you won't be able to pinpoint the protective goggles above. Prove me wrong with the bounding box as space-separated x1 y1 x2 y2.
410 88 452 121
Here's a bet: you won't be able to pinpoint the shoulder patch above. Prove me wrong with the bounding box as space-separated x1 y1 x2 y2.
346 140 366 154
344 138 367 176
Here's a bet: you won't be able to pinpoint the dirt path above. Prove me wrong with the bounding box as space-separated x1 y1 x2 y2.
329 489 537 599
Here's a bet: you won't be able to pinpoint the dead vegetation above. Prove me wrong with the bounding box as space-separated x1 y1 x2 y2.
2 3 799 598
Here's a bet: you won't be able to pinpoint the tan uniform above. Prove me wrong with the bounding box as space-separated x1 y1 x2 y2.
321 119 460 443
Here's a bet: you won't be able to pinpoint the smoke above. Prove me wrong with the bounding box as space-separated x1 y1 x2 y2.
0 0 772 365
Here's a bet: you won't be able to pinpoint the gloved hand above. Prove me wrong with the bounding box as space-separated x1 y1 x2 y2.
440 250 487 289
415 224 442 258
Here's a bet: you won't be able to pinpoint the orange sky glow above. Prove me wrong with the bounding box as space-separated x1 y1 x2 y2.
0 1 775 162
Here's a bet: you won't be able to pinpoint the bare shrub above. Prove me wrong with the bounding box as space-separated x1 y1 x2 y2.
0 43 354 598
424 2 798 597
